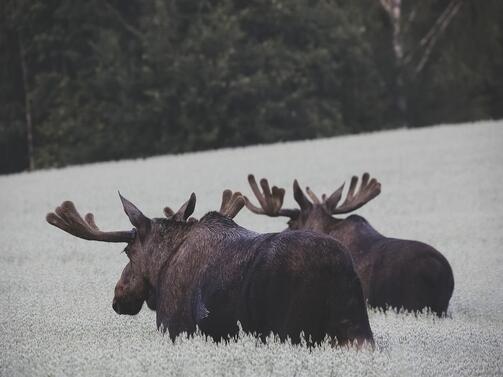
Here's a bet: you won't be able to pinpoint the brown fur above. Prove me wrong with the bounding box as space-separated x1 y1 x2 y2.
244 174 455 316
47 194 374 347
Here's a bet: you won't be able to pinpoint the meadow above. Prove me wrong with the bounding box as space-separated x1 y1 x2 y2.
1 120 502 376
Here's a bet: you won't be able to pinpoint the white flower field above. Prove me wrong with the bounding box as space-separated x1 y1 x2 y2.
1 120 502 376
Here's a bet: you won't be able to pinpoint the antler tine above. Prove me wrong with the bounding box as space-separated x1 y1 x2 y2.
323 183 345 212
84 213 99 230
220 190 233 213
247 175 268 211
244 174 299 218
305 187 321 204
242 195 265 215
219 190 245 218
228 192 245 218
163 207 175 218
46 201 134 243
360 172 370 188
329 173 381 215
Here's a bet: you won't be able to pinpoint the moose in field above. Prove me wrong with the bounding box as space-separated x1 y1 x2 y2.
244 173 454 316
46 190 374 347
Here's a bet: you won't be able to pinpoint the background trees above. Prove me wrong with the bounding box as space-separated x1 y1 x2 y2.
1 0 501 174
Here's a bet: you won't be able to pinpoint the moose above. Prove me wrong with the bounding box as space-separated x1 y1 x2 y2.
243 173 454 316
46 190 374 347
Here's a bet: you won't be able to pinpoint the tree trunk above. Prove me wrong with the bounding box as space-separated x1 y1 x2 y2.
379 0 464 127
18 33 35 171
379 0 408 126
389 0 408 126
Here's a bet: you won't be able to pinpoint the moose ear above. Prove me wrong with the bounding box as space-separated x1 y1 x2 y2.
174 193 196 221
293 179 312 211
119 193 151 234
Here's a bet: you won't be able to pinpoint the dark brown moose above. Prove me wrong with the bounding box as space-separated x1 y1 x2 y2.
244 173 454 316
46 190 374 347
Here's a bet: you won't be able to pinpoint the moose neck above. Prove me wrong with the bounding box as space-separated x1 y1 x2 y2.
299 208 344 235
146 220 195 290
147 212 247 291
328 214 384 254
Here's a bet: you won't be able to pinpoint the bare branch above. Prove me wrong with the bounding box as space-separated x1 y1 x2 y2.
379 0 393 14
403 0 463 68
414 0 463 75
406 2 420 25
104 1 143 40
418 0 458 49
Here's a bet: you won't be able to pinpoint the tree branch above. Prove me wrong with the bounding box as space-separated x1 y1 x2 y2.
103 1 143 40
414 0 463 75
403 0 462 66
403 1 423 35
379 0 393 15
419 0 458 49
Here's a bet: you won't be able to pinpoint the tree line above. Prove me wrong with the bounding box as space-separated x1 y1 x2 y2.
1 0 502 174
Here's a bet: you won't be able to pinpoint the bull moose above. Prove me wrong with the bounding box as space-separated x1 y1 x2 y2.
46 190 374 347
243 173 454 316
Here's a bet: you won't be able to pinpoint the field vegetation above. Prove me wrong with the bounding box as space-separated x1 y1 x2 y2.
0 121 502 376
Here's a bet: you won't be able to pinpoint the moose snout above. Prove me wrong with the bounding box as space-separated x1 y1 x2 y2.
112 299 121 314
113 282 126 314
115 283 125 296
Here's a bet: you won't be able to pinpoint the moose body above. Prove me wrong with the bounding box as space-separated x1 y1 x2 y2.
244 174 454 316
303 211 454 314
47 191 374 347
151 213 372 345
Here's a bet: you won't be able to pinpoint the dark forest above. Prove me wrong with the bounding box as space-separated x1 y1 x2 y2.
1 0 501 174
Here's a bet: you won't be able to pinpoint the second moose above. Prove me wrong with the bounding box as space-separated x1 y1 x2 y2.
244 173 454 316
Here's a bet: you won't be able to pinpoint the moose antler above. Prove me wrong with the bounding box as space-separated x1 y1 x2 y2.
321 173 381 214
305 186 321 204
244 175 300 218
164 193 198 222
46 201 135 243
219 190 245 219
163 207 175 218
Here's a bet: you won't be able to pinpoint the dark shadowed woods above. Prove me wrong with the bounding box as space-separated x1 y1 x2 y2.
1 0 502 174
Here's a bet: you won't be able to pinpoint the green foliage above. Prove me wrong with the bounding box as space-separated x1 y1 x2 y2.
1 0 502 173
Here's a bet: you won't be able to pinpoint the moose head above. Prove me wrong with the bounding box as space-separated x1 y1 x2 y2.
244 173 381 233
46 193 197 315
46 190 245 317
